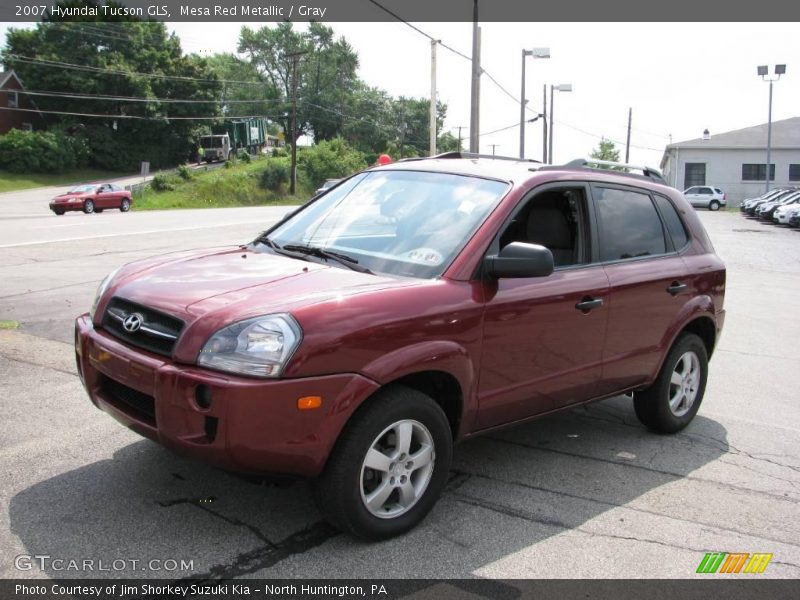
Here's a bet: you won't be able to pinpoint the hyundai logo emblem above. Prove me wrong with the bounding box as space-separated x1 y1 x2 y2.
122 312 144 333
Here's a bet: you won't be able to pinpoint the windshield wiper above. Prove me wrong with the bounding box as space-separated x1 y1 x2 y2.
281 244 373 274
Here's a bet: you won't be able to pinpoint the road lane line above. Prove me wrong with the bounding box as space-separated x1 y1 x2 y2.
0 220 283 249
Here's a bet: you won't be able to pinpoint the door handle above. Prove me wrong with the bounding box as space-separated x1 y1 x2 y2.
666 282 688 296
575 297 603 312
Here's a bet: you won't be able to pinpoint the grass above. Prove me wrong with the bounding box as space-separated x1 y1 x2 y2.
133 157 310 211
0 168 131 194
0 320 20 330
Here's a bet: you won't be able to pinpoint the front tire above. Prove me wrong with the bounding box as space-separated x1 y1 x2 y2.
53 209 65 216
634 333 708 433
83 199 95 214
709 200 721 211
313 386 452 540
120 198 131 212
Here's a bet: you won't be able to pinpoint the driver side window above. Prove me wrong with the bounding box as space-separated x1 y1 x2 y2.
499 187 590 268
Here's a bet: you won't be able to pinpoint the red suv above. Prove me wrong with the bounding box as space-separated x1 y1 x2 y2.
75 154 726 539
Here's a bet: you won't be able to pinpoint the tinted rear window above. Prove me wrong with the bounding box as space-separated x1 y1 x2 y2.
595 187 667 261
654 194 689 250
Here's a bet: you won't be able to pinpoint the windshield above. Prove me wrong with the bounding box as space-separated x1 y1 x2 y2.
262 170 509 279
201 136 224 148
67 185 97 193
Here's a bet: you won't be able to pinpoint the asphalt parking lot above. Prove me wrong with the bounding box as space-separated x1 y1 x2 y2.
0 198 798 580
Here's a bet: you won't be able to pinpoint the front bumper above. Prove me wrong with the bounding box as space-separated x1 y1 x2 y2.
75 314 380 477
49 200 82 213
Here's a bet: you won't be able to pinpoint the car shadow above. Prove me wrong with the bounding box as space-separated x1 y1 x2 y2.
8 395 728 580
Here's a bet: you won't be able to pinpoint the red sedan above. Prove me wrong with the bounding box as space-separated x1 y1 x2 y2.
49 183 133 215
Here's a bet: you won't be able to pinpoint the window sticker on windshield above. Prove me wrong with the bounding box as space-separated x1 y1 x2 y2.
405 248 443 265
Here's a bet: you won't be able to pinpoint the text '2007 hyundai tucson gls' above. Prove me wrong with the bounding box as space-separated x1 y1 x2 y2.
75 154 726 539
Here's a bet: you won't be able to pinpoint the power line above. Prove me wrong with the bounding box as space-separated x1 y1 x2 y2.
366 0 471 62
15 89 286 104
0 106 270 121
4 53 264 86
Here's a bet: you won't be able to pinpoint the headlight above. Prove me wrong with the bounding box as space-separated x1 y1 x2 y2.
89 266 122 320
197 314 302 378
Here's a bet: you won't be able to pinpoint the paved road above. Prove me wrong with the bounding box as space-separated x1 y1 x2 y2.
0 204 798 580
0 162 222 218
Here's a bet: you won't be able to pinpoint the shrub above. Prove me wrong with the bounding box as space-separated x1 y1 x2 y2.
176 165 193 181
239 151 251 163
259 159 290 192
150 173 177 191
271 146 288 158
0 129 90 173
298 138 367 187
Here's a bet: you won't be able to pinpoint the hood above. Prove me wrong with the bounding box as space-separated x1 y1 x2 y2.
54 192 89 200
107 246 420 322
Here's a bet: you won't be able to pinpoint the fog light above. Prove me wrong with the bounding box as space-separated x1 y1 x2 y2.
297 396 322 410
195 385 213 409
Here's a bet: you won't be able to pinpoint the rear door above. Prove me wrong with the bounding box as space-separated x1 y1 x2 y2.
592 184 691 390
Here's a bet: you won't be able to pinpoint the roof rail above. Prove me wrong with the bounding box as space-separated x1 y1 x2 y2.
428 151 541 164
539 158 665 183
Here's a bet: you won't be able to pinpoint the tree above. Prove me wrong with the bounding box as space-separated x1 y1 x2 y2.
1 1 222 170
205 53 279 119
237 22 359 145
590 138 621 165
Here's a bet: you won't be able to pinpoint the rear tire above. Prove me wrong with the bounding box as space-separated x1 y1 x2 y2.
709 200 721 211
313 385 452 540
634 333 708 433
120 198 131 212
83 199 95 214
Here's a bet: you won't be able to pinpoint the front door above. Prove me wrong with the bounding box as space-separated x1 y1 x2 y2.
476 183 610 429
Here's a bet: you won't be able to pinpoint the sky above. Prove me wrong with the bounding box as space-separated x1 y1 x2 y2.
3 21 798 167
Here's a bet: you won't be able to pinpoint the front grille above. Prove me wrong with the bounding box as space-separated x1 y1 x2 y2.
99 375 156 426
102 297 184 357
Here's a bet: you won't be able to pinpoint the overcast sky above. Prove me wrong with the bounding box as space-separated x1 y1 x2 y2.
3 21 798 167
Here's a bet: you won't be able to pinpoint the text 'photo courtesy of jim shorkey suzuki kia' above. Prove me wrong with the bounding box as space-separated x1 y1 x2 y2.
75 154 726 540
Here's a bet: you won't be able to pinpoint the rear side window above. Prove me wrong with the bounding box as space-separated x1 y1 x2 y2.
595 187 667 261
654 194 689 250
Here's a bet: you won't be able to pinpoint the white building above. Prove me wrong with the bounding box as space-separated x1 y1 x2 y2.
660 117 800 205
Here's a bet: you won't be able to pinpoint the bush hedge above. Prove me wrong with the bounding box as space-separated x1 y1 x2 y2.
0 129 90 173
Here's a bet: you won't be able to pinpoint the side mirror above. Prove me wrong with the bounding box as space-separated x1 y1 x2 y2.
484 242 554 279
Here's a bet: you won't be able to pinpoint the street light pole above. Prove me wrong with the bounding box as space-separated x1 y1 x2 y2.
758 64 785 194
548 83 572 164
519 47 550 159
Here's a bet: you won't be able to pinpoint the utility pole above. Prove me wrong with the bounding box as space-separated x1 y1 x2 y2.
519 49 527 159
542 84 548 163
548 85 554 163
456 126 465 152
286 50 307 196
625 107 632 163
469 0 481 153
489 144 499 156
430 40 438 156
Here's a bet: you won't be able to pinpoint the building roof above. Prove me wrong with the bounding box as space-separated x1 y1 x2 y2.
0 70 24 89
666 117 800 151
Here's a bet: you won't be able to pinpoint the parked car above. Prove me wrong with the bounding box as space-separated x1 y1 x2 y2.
314 178 341 196
742 188 796 216
75 154 726 539
756 191 800 220
683 186 726 211
789 208 800 227
772 202 797 224
50 183 133 215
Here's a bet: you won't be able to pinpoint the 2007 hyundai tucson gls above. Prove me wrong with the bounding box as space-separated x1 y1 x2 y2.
75 154 726 539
